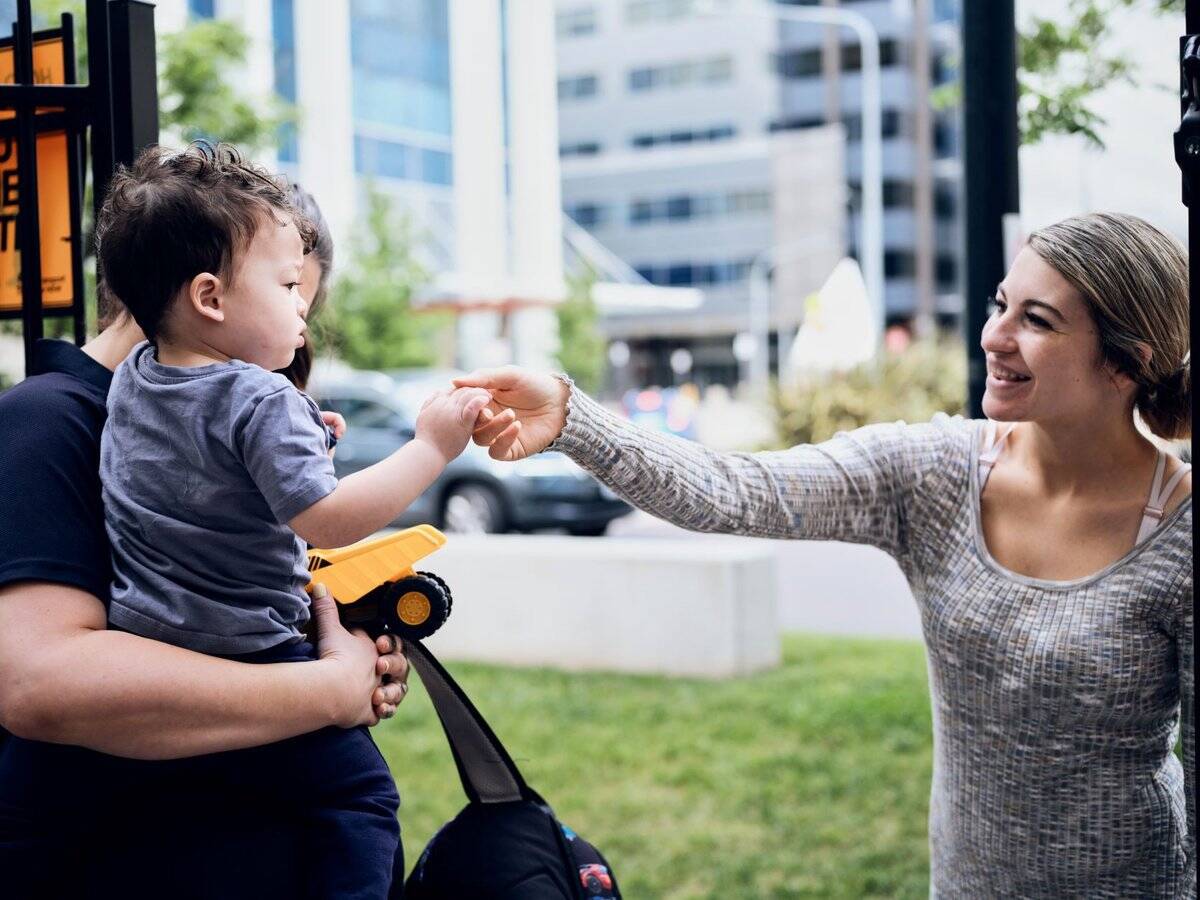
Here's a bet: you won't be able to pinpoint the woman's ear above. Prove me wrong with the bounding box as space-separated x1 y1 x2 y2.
189 272 224 323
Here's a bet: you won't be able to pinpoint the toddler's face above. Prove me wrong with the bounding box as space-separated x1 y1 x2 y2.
219 215 308 371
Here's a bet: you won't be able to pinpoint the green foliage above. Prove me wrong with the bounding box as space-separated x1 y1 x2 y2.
772 338 966 448
377 633 936 897
158 19 295 153
929 0 1181 149
1019 0 1182 148
323 187 450 371
554 266 606 394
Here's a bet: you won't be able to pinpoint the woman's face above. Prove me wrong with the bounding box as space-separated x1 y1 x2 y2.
980 246 1130 425
297 253 324 320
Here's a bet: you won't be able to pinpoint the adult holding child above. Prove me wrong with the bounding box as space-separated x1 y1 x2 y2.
459 213 1193 898
0 152 413 896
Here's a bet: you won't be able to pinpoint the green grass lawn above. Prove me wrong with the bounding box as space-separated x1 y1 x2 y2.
372 633 935 898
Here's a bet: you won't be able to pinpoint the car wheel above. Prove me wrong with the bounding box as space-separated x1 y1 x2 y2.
567 523 609 537
441 483 506 534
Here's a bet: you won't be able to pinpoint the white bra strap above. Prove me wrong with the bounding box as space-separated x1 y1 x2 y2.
978 422 1015 490
1136 452 1191 543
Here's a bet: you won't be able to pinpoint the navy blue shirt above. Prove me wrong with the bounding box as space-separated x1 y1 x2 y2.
0 339 308 898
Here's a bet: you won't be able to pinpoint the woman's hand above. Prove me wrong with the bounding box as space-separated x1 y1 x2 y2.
452 367 568 461
310 584 409 727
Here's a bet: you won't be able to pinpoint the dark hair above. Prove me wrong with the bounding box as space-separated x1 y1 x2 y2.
277 183 335 390
95 141 315 342
1027 213 1190 440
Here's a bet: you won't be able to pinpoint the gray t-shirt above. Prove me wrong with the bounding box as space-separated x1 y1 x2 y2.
100 341 338 654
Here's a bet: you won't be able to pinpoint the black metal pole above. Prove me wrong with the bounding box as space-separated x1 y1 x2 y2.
1183 3 1200 311
107 1 157 168
87 0 115 229
16 0 43 375
63 12 86 346
960 0 1020 418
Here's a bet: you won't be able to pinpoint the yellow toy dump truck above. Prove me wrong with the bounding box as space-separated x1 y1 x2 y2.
306 525 453 641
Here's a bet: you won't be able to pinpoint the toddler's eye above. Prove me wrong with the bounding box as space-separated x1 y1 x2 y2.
286 282 300 292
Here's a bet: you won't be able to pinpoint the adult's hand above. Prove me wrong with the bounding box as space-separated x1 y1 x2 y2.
310 584 409 727
452 366 569 461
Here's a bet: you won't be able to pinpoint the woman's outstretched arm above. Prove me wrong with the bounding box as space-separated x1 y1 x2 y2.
456 367 960 556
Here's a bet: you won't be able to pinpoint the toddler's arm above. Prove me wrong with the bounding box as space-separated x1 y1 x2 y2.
290 387 490 549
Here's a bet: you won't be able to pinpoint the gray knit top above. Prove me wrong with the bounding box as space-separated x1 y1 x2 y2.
549 385 1194 899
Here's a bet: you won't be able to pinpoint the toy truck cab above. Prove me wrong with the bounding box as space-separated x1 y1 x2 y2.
307 524 453 640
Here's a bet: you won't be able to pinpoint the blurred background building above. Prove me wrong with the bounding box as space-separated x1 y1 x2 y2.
555 0 963 389
154 0 571 372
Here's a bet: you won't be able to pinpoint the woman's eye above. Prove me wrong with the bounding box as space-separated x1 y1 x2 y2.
987 296 1004 317
1026 314 1050 329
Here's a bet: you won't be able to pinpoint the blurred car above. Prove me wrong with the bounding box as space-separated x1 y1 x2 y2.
309 369 631 536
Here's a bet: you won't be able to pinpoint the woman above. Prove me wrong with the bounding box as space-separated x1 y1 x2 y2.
278 181 336 393
0 180 407 896
457 212 1193 897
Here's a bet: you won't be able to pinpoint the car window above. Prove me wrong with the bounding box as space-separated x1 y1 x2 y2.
320 396 405 430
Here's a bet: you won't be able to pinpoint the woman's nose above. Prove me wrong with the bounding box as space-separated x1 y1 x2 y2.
980 313 1016 354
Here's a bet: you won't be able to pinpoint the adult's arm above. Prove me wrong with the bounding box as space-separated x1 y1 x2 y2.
459 368 961 556
1178 585 1195 885
0 581 407 760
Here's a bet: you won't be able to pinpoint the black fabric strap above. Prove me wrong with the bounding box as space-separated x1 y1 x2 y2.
405 640 528 804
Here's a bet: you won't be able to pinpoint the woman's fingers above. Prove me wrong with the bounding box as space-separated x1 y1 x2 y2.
452 366 523 392
472 407 517 444
488 421 523 460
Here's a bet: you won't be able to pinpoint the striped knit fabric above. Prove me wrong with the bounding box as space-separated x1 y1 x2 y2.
548 383 1194 899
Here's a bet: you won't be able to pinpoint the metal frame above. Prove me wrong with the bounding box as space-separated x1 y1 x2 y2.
0 0 157 375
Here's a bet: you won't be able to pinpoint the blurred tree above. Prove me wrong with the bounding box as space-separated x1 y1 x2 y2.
932 0 1183 148
323 186 450 371
772 337 966 448
554 266 606 394
158 19 295 153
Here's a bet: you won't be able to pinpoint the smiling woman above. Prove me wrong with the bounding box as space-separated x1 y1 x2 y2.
456 211 1193 898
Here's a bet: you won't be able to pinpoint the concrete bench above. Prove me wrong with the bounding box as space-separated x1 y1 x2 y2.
417 534 780 679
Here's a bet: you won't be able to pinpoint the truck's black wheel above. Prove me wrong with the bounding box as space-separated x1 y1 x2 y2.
383 575 451 641
415 570 453 619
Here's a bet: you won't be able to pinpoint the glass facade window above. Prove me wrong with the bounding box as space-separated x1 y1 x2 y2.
355 136 452 185
884 250 916 279
777 39 900 78
630 125 735 149
189 0 215 19
564 202 607 227
627 56 732 93
560 141 602 157
626 0 729 25
558 74 599 101
634 258 754 286
628 190 771 224
350 0 453 187
556 7 597 38
272 0 298 163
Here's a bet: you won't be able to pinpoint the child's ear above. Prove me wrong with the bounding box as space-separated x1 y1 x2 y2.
189 272 224 323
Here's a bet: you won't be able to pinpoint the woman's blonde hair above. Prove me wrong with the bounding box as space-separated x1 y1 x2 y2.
1026 212 1190 439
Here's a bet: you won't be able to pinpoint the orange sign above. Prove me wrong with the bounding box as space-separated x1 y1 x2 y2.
0 36 74 311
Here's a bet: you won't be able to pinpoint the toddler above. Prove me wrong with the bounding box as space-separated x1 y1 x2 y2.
96 143 489 898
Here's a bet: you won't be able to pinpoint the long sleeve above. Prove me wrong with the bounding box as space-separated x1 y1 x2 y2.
1181 582 1196 889
548 383 962 557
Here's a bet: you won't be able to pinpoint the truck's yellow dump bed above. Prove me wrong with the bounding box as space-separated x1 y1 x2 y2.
306 525 446 605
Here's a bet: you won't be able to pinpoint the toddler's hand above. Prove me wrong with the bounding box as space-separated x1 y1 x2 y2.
320 410 347 440
415 387 492 464
320 410 346 459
